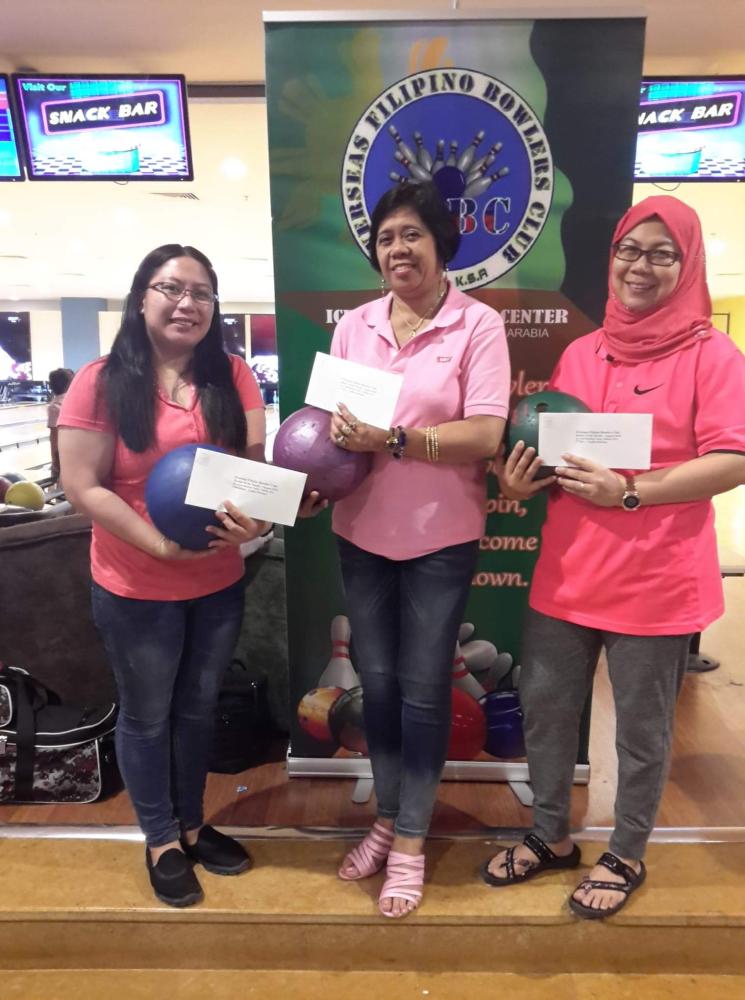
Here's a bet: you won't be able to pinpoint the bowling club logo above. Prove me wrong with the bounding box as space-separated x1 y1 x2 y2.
341 68 554 290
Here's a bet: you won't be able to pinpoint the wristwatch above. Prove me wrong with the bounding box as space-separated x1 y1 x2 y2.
621 475 640 510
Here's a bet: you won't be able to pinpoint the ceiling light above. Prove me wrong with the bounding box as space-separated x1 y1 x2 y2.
114 207 137 229
220 156 248 180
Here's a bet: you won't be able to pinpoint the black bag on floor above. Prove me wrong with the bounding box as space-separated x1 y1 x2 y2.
209 658 274 774
0 664 120 804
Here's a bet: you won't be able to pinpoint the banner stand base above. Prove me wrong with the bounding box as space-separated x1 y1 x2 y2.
288 755 591 790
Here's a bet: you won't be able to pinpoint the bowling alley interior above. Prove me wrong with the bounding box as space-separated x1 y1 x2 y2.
2 2 745 997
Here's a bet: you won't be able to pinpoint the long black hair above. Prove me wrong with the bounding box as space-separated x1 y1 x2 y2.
100 244 247 453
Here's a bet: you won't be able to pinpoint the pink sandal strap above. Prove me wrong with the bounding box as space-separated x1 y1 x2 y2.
378 850 425 916
338 821 395 881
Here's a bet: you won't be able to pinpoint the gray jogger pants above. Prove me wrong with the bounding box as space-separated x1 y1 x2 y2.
519 608 690 860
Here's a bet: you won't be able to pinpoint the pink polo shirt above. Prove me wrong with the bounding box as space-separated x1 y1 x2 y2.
530 328 745 635
330 284 510 560
59 354 264 601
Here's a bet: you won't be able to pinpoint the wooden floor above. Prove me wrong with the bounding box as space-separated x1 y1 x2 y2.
3 573 744 834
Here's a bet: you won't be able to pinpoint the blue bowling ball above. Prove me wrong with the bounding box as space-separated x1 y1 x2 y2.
145 443 227 551
482 690 525 759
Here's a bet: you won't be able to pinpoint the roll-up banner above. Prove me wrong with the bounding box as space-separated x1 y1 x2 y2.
264 12 645 783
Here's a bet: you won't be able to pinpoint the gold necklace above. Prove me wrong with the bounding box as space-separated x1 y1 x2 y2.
394 280 448 341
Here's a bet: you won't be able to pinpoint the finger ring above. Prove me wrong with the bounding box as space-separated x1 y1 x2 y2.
342 423 352 436
349 420 359 432
335 433 346 445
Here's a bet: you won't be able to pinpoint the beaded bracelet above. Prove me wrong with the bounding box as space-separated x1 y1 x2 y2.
384 425 407 460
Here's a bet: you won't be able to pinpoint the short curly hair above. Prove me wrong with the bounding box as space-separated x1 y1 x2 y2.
368 181 460 273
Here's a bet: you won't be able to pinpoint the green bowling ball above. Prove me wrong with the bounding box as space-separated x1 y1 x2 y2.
507 390 591 478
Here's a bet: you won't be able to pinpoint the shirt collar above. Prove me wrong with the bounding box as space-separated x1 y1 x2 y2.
359 283 466 344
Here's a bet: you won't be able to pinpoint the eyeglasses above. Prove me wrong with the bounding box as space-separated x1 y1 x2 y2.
613 243 681 268
147 281 217 305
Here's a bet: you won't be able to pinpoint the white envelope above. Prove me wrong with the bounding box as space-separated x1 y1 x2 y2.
305 351 403 429
538 412 653 469
184 448 307 526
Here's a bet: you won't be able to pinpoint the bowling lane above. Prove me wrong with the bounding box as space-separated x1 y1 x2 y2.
714 486 745 572
0 402 51 481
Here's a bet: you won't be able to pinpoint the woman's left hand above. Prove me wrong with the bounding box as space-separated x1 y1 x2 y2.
206 500 270 549
329 402 387 453
555 453 626 507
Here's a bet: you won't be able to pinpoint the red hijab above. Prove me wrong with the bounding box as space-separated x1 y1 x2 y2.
602 195 712 363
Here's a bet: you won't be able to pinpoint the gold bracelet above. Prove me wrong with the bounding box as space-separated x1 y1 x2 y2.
425 425 440 463
425 425 433 463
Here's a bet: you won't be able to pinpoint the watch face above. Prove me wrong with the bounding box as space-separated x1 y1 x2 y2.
622 493 641 510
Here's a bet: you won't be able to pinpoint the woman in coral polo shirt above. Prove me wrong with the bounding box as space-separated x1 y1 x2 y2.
59 245 271 908
481 196 745 918
328 182 510 918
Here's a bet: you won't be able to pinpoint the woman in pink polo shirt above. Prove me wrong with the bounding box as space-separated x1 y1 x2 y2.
59 245 271 907
328 182 510 917
481 196 745 918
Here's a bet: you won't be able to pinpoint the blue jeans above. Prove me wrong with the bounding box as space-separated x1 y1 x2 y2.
337 537 479 838
91 579 244 848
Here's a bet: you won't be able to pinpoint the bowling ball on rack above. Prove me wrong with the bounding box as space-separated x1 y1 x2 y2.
145 443 226 550
329 685 368 754
2 472 27 484
507 390 591 478
272 406 373 502
482 691 525 759
5 480 45 510
297 686 345 743
447 688 487 761
0 476 13 502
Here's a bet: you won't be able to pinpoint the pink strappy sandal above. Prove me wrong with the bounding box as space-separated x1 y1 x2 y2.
338 820 395 881
378 850 425 917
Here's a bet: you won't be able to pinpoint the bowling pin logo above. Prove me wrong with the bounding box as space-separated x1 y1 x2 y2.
341 69 553 289
317 614 360 690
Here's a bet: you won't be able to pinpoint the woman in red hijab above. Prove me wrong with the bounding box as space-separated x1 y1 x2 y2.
480 196 745 918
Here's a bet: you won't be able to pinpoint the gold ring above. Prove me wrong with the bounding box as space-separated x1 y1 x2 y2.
342 423 352 436
349 420 359 432
335 433 346 445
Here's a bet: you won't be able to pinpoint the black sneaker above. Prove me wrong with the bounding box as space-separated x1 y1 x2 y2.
146 847 203 907
182 825 253 875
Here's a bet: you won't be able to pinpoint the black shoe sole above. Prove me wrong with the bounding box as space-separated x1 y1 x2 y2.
196 856 253 876
152 888 204 908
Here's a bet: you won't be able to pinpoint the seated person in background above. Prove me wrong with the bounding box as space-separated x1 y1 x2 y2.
47 367 74 482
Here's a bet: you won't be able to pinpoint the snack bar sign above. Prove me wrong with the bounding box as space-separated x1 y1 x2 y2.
40 91 166 135
638 92 741 133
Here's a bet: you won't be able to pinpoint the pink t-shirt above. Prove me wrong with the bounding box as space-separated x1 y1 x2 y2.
59 353 264 600
530 329 745 635
330 284 510 560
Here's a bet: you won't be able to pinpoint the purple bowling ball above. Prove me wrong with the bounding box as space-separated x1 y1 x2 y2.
145 443 227 551
272 406 373 502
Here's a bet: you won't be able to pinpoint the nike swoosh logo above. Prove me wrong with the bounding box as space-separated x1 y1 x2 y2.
633 383 664 395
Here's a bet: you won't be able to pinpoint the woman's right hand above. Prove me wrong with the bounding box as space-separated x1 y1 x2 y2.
298 490 329 518
152 535 219 560
496 441 556 500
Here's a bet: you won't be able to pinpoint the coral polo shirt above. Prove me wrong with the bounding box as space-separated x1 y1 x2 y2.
330 284 510 560
530 329 745 635
59 354 264 601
